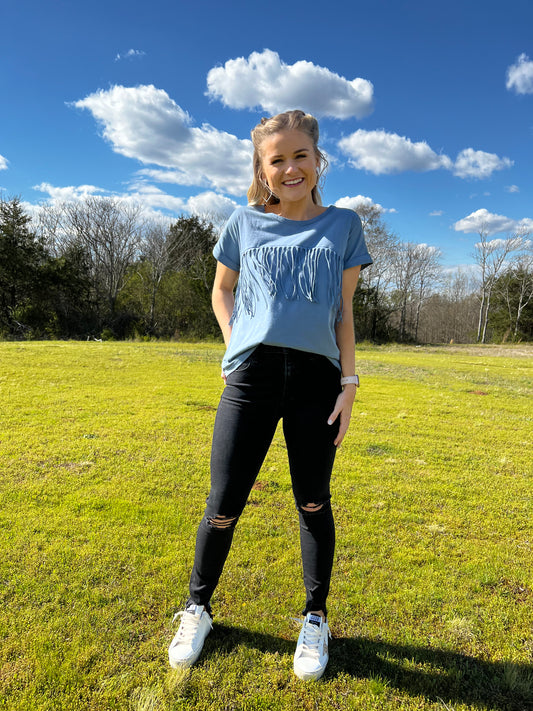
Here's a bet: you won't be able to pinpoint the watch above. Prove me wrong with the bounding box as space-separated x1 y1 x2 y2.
340 375 359 387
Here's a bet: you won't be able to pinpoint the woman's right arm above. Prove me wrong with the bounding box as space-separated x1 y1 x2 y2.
212 261 239 347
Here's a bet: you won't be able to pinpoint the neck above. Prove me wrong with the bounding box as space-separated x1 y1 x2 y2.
267 199 325 221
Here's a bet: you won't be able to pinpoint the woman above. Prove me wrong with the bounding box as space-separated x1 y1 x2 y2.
168 110 372 680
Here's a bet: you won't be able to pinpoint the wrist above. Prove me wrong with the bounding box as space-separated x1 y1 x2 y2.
340 375 359 388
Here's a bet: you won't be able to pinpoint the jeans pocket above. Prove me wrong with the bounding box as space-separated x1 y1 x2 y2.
233 357 252 373
225 355 254 384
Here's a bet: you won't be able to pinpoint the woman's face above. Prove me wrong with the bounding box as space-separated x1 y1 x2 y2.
260 129 319 207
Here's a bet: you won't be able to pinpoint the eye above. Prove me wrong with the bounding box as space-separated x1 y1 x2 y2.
271 158 282 165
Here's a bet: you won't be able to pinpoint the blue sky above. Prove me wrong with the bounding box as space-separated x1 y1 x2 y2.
1 0 532 267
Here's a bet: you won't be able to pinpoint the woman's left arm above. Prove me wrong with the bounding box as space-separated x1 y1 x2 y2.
328 265 362 447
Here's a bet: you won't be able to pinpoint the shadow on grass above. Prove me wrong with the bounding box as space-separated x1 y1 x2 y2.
331 636 533 711
205 625 532 711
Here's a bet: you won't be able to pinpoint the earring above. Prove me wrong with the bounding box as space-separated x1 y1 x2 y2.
261 180 276 204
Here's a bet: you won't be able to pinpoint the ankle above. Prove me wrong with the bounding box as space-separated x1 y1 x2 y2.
308 610 326 620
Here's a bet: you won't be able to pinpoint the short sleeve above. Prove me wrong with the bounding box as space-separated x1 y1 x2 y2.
213 208 241 271
344 212 373 271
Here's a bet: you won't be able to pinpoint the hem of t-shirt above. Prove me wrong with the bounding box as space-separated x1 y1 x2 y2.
222 345 256 376
345 252 373 270
212 249 240 272
222 343 341 376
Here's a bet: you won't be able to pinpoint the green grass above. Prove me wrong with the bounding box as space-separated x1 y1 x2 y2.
0 341 532 711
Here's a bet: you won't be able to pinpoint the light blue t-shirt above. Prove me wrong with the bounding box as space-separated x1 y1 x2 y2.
213 205 373 375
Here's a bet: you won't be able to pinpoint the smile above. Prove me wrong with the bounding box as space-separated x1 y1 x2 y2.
283 178 304 186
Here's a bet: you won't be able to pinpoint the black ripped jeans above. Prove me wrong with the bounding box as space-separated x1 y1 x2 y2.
188 345 341 617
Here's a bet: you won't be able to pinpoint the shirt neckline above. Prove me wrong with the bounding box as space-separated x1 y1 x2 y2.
254 204 334 225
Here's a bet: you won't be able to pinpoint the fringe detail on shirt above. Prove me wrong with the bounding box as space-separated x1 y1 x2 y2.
230 246 344 324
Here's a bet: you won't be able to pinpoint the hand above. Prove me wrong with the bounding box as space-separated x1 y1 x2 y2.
327 386 357 447
221 370 227 384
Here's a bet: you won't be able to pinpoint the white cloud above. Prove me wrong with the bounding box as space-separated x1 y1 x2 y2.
115 49 146 61
334 194 395 214
453 148 513 179
206 49 374 119
34 182 106 202
35 180 186 218
506 53 533 94
126 181 187 213
478 237 508 250
186 191 239 220
338 130 452 175
0 154 9 170
429 210 444 217
32 181 238 225
72 85 253 196
338 130 512 179
136 168 201 187
505 184 520 193
453 208 533 236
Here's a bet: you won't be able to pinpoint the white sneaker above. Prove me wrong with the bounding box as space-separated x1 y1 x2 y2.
293 613 331 681
168 604 213 668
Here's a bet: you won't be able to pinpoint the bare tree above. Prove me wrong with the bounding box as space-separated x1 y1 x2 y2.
62 197 145 315
411 244 442 341
417 270 478 343
137 219 176 333
510 250 533 339
494 245 533 340
355 203 398 339
390 242 421 340
472 227 525 342
34 202 65 256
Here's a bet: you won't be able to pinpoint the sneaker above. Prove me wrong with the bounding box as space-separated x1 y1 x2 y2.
293 613 331 681
168 604 213 668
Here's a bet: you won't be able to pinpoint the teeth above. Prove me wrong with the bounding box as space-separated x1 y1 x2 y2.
284 178 303 185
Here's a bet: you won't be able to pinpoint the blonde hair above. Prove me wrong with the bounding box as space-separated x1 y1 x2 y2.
247 110 328 206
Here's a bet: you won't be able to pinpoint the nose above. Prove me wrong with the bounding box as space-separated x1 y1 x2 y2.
285 161 297 174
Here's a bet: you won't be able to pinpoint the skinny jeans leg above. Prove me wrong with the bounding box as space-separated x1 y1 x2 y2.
188 348 281 608
187 346 341 615
282 350 340 617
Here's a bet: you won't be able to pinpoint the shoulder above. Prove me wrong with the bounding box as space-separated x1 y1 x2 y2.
224 204 263 227
321 206 363 234
328 205 362 225
218 205 256 240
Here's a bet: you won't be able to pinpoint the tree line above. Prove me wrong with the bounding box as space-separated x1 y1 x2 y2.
1 196 532 343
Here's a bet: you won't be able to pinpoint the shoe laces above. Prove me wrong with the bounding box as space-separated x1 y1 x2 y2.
172 609 203 644
294 617 331 657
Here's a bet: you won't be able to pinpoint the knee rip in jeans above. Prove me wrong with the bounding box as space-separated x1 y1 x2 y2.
298 500 329 515
207 514 238 530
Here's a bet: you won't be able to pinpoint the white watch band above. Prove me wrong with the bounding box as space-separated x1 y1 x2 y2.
341 375 359 387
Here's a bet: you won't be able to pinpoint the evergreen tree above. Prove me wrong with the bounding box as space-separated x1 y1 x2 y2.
0 197 46 336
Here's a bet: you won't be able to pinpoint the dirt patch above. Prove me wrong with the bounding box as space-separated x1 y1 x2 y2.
435 344 533 358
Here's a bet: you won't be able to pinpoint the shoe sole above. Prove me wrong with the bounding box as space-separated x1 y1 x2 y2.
169 649 202 669
293 664 327 681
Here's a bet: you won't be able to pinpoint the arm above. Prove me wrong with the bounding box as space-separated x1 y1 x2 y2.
212 261 239 347
328 265 362 447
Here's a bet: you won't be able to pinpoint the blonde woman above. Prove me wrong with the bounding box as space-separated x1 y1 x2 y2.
169 110 372 680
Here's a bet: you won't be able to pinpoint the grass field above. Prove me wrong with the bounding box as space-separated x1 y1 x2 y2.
0 341 531 711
